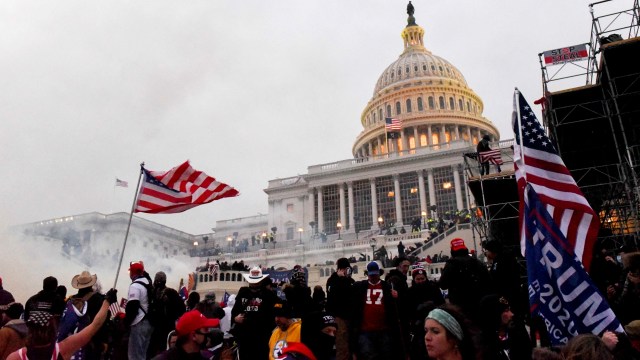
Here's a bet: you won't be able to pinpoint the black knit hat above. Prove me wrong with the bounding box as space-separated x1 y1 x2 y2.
336 258 351 269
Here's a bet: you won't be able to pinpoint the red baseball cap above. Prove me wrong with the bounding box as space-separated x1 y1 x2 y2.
175 310 220 336
276 342 317 360
128 261 145 275
450 238 467 252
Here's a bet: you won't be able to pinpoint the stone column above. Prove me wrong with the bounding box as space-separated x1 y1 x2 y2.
401 130 409 154
418 170 427 214
466 127 472 143
339 183 346 231
454 125 460 141
370 178 378 229
477 128 482 143
427 170 436 217
453 167 463 210
317 186 324 233
413 126 419 149
307 189 315 230
393 174 403 226
427 125 433 146
347 181 355 231
365 143 371 157
440 125 446 144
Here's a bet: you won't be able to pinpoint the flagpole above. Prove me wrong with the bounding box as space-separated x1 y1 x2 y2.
514 88 527 183
113 162 145 289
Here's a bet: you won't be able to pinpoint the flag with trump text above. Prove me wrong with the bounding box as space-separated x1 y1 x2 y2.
134 161 239 214
512 90 599 271
524 185 622 345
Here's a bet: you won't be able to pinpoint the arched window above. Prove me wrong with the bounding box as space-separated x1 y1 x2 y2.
428 97 435 110
386 105 392 117
449 97 455 110
467 101 471 112
225 273 230 281
372 112 376 124
417 97 424 111
405 66 410 74
237 273 243 282
231 273 236 281
319 268 325 277
423 64 427 71
379 109 383 122
439 96 445 109
458 99 463 111
199 274 203 283
395 101 401 115
406 99 412 113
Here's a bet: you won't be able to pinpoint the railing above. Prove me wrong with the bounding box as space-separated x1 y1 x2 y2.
407 223 471 258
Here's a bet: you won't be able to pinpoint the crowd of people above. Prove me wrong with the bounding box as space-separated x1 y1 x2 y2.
1 235 639 360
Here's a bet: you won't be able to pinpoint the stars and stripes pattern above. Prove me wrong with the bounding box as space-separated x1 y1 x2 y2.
115 178 128 187
384 117 402 131
478 149 504 165
134 161 239 214
513 90 599 270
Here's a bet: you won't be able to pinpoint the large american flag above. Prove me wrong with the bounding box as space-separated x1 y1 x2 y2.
478 149 504 165
513 90 599 270
385 117 402 132
134 161 239 214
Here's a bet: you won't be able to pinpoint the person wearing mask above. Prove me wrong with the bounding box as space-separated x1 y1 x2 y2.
268 302 301 360
125 261 153 360
231 267 277 360
325 258 354 360
151 310 221 360
350 261 403 360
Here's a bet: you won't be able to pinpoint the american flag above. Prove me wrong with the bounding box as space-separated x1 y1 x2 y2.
115 178 128 187
513 90 599 270
134 161 239 214
385 117 402 132
109 298 127 318
478 149 504 165
210 262 220 276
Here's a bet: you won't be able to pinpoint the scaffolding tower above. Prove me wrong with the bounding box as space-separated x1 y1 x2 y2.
540 0 640 250
465 0 640 255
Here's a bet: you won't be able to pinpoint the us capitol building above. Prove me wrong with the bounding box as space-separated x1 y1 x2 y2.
11 4 505 292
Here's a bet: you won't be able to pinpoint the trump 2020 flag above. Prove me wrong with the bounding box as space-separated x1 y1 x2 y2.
524 185 622 345
513 90 599 270
134 161 239 214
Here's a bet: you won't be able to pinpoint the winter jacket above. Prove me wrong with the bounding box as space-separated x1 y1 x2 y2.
0 319 28 360
325 273 354 319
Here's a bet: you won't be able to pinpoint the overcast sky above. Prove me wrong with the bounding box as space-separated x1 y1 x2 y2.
1 0 625 235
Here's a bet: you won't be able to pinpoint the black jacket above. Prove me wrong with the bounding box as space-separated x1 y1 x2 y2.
325 272 354 319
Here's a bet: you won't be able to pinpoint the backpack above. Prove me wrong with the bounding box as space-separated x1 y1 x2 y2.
133 280 160 327
57 292 95 344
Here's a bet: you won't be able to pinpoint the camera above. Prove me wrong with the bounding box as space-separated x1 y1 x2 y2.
345 267 352 276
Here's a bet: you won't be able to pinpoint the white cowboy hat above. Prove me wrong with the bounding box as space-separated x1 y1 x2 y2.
71 271 97 290
242 266 268 284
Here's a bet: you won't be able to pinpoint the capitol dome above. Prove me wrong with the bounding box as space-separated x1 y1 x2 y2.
353 6 499 158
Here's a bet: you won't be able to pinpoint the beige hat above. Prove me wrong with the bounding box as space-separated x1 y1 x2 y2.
71 271 97 290
625 320 640 338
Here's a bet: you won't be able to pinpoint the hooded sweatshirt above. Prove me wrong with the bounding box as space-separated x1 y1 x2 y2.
0 319 28 359
220 294 236 334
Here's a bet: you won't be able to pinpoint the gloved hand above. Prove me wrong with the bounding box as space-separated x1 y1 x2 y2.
106 288 118 305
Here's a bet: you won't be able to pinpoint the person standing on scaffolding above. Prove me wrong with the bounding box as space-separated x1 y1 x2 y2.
477 135 501 175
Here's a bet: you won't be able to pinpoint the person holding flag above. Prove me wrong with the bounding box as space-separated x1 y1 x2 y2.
513 89 623 345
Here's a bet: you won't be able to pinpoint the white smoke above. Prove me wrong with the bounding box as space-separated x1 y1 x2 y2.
0 224 197 304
